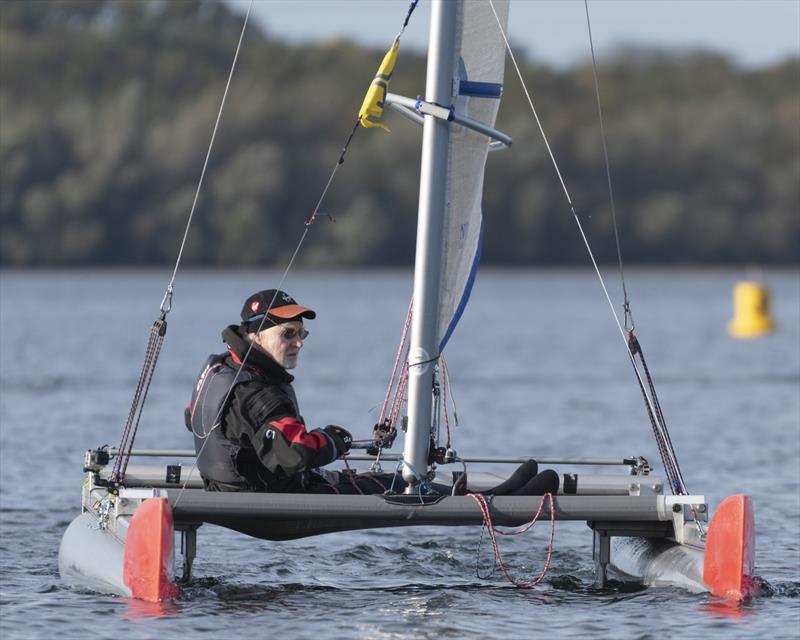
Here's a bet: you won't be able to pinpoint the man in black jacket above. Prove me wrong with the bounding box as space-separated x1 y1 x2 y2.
186 288 356 492
187 288 559 496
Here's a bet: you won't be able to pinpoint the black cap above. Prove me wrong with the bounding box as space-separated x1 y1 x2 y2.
240 289 316 330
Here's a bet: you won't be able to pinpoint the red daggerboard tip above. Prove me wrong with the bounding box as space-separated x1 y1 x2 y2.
123 497 182 602
703 495 756 601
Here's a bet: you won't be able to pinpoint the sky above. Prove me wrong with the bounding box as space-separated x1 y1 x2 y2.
228 0 800 69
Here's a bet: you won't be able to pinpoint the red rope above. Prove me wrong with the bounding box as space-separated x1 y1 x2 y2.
361 474 390 493
321 478 341 494
340 456 390 494
389 352 410 427
341 455 365 495
379 301 413 426
468 492 556 589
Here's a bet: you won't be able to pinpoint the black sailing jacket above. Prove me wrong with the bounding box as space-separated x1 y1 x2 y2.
186 325 338 491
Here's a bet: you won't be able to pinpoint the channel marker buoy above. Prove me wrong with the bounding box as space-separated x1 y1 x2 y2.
727 281 775 338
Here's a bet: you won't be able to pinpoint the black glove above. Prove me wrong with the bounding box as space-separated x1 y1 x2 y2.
323 425 352 456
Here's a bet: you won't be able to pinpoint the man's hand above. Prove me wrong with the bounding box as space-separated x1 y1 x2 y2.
323 424 353 456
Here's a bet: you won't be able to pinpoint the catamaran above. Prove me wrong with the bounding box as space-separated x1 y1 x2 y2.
59 0 757 603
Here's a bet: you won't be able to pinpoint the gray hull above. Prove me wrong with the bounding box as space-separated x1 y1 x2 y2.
612 536 706 592
58 512 131 598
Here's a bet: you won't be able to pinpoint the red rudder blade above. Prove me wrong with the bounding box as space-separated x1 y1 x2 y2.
703 495 756 601
123 497 182 602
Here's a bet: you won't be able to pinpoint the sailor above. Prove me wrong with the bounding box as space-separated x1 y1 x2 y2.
186 288 358 493
187 288 559 496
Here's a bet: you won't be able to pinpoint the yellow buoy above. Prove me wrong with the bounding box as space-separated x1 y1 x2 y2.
727 281 775 338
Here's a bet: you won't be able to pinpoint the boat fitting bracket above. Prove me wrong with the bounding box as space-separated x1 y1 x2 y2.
660 495 708 544
385 92 513 149
626 456 651 476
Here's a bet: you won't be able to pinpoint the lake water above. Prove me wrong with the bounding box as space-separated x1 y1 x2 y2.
1 269 798 639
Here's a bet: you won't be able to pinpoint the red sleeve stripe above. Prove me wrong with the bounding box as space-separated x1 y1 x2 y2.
269 417 327 452
308 431 329 450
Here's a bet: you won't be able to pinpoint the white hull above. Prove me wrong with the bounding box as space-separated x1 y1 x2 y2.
58 488 180 601
58 512 131 598
612 536 706 592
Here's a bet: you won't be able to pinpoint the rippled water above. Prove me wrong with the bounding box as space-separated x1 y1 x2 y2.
1 269 799 639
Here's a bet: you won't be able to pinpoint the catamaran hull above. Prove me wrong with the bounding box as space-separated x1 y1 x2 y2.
58 483 753 603
171 489 713 592
612 537 706 592
613 495 756 598
58 497 181 601
58 504 706 598
58 512 132 598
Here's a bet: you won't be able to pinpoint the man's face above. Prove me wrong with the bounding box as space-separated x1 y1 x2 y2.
253 321 307 370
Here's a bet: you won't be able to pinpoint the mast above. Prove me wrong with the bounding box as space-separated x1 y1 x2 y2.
402 0 459 491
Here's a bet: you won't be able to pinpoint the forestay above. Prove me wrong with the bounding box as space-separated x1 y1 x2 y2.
436 0 509 350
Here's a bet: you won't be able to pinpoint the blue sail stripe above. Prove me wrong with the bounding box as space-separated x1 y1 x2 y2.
439 220 483 352
458 80 502 98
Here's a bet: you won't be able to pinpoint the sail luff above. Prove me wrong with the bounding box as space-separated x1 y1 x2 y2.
436 0 509 352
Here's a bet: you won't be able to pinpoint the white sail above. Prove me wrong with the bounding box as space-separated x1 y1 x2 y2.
436 0 509 350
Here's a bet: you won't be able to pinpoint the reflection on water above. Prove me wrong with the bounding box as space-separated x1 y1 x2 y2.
699 597 753 620
119 597 181 621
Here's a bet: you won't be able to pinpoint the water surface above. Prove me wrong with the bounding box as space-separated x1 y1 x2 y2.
1 269 798 638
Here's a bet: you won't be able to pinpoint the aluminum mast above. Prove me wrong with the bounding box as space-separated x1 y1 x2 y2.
402 0 459 491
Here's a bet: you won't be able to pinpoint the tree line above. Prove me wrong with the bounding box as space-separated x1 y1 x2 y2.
1 0 797 267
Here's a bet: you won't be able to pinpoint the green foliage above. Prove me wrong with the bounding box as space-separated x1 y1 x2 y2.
1 0 797 266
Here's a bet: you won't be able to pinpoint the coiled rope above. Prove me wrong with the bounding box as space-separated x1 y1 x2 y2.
378 306 458 457
378 301 413 429
470 492 555 589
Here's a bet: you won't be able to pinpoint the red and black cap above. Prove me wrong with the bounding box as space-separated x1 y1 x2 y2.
241 289 316 330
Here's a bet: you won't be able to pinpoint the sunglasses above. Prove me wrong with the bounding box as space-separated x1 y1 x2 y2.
281 326 309 341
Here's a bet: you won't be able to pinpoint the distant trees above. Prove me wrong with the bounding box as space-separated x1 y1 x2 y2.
1 0 797 266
